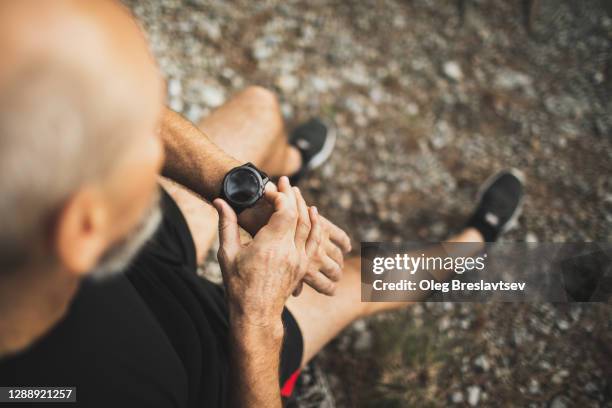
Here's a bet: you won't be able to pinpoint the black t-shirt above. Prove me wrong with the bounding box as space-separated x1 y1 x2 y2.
0 188 303 407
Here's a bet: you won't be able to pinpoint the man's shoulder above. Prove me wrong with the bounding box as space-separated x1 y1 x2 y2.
0 274 189 408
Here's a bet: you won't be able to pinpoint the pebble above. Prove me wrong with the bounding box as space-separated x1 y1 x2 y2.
277 74 299 93
185 104 204 123
549 396 569 408
467 386 480 406
199 20 221 41
443 61 463 81
556 320 570 331
494 69 533 92
451 391 463 403
311 77 329 92
168 78 182 97
200 85 225 107
431 120 454 149
528 379 540 394
353 331 373 351
474 355 490 372
169 97 184 112
406 102 420 116
339 191 352 209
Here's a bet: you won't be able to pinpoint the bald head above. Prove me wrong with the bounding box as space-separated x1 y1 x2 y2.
0 0 162 132
0 0 165 269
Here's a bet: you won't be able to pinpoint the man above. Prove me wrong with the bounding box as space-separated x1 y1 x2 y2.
0 1 524 407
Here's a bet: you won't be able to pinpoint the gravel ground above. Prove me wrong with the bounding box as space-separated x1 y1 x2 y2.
124 0 611 406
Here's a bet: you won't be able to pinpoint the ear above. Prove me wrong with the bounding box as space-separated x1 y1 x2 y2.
53 187 109 276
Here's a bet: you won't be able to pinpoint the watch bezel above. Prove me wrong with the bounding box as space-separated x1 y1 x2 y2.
221 163 268 210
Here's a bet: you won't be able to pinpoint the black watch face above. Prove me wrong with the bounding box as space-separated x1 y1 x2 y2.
225 168 260 207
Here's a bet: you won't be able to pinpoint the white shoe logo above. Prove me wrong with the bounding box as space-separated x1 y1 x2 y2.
296 139 311 151
485 212 499 226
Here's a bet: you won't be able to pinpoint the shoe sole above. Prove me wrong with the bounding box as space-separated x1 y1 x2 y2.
475 168 526 234
306 120 337 170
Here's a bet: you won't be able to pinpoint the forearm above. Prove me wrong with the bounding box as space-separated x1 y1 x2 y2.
229 318 284 408
160 107 241 201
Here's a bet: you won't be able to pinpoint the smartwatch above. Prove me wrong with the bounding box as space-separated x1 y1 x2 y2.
219 162 269 214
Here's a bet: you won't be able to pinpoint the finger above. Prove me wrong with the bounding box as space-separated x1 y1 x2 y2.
319 255 343 282
293 187 310 250
265 187 298 234
277 176 297 212
212 199 241 260
292 281 303 297
303 271 336 296
324 239 344 269
320 216 352 253
305 206 321 257
262 181 279 204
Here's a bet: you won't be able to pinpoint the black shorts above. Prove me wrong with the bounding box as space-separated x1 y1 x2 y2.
127 187 304 397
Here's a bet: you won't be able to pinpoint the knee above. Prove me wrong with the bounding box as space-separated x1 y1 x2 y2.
241 85 284 140
242 85 281 114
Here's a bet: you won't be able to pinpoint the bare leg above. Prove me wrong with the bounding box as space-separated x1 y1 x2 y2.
197 86 301 176
285 228 484 367
163 86 302 263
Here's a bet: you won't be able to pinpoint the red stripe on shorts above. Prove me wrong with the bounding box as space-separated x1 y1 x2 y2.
280 369 301 397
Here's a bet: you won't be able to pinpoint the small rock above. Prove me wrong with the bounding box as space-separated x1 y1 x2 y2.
277 74 299 93
369 86 386 104
353 319 367 332
355 115 368 127
168 78 182 97
552 369 569 384
353 330 372 351
169 97 184 112
344 63 370 86
406 102 420 116
311 77 329 92
529 379 540 394
431 120 454 149
438 316 451 331
474 355 490 372
557 320 570 331
494 69 533 91
252 35 279 61
549 396 569 408
199 20 221 41
451 391 464 403
339 191 352 209
431 221 447 237
363 227 381 241
185 104 204 123
467 386 480 406
584 382 597 393
443 61 463 81
201 85 225 108
280 102 293 119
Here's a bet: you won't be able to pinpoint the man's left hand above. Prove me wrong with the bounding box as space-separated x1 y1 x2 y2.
237 177 352 295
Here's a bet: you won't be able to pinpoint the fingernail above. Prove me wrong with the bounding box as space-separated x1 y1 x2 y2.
312 206 318 215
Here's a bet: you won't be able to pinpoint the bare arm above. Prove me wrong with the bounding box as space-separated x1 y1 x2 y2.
160 107 238 201
229 320 284 408
214 178 324 407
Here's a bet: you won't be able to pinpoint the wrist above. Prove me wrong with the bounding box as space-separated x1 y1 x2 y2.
230 315 285 347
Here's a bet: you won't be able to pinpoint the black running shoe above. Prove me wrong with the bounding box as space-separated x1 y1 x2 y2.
466 169 525 242
288 118 336 184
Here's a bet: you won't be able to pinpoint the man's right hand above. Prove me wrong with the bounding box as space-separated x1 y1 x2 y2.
213 176 322 328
